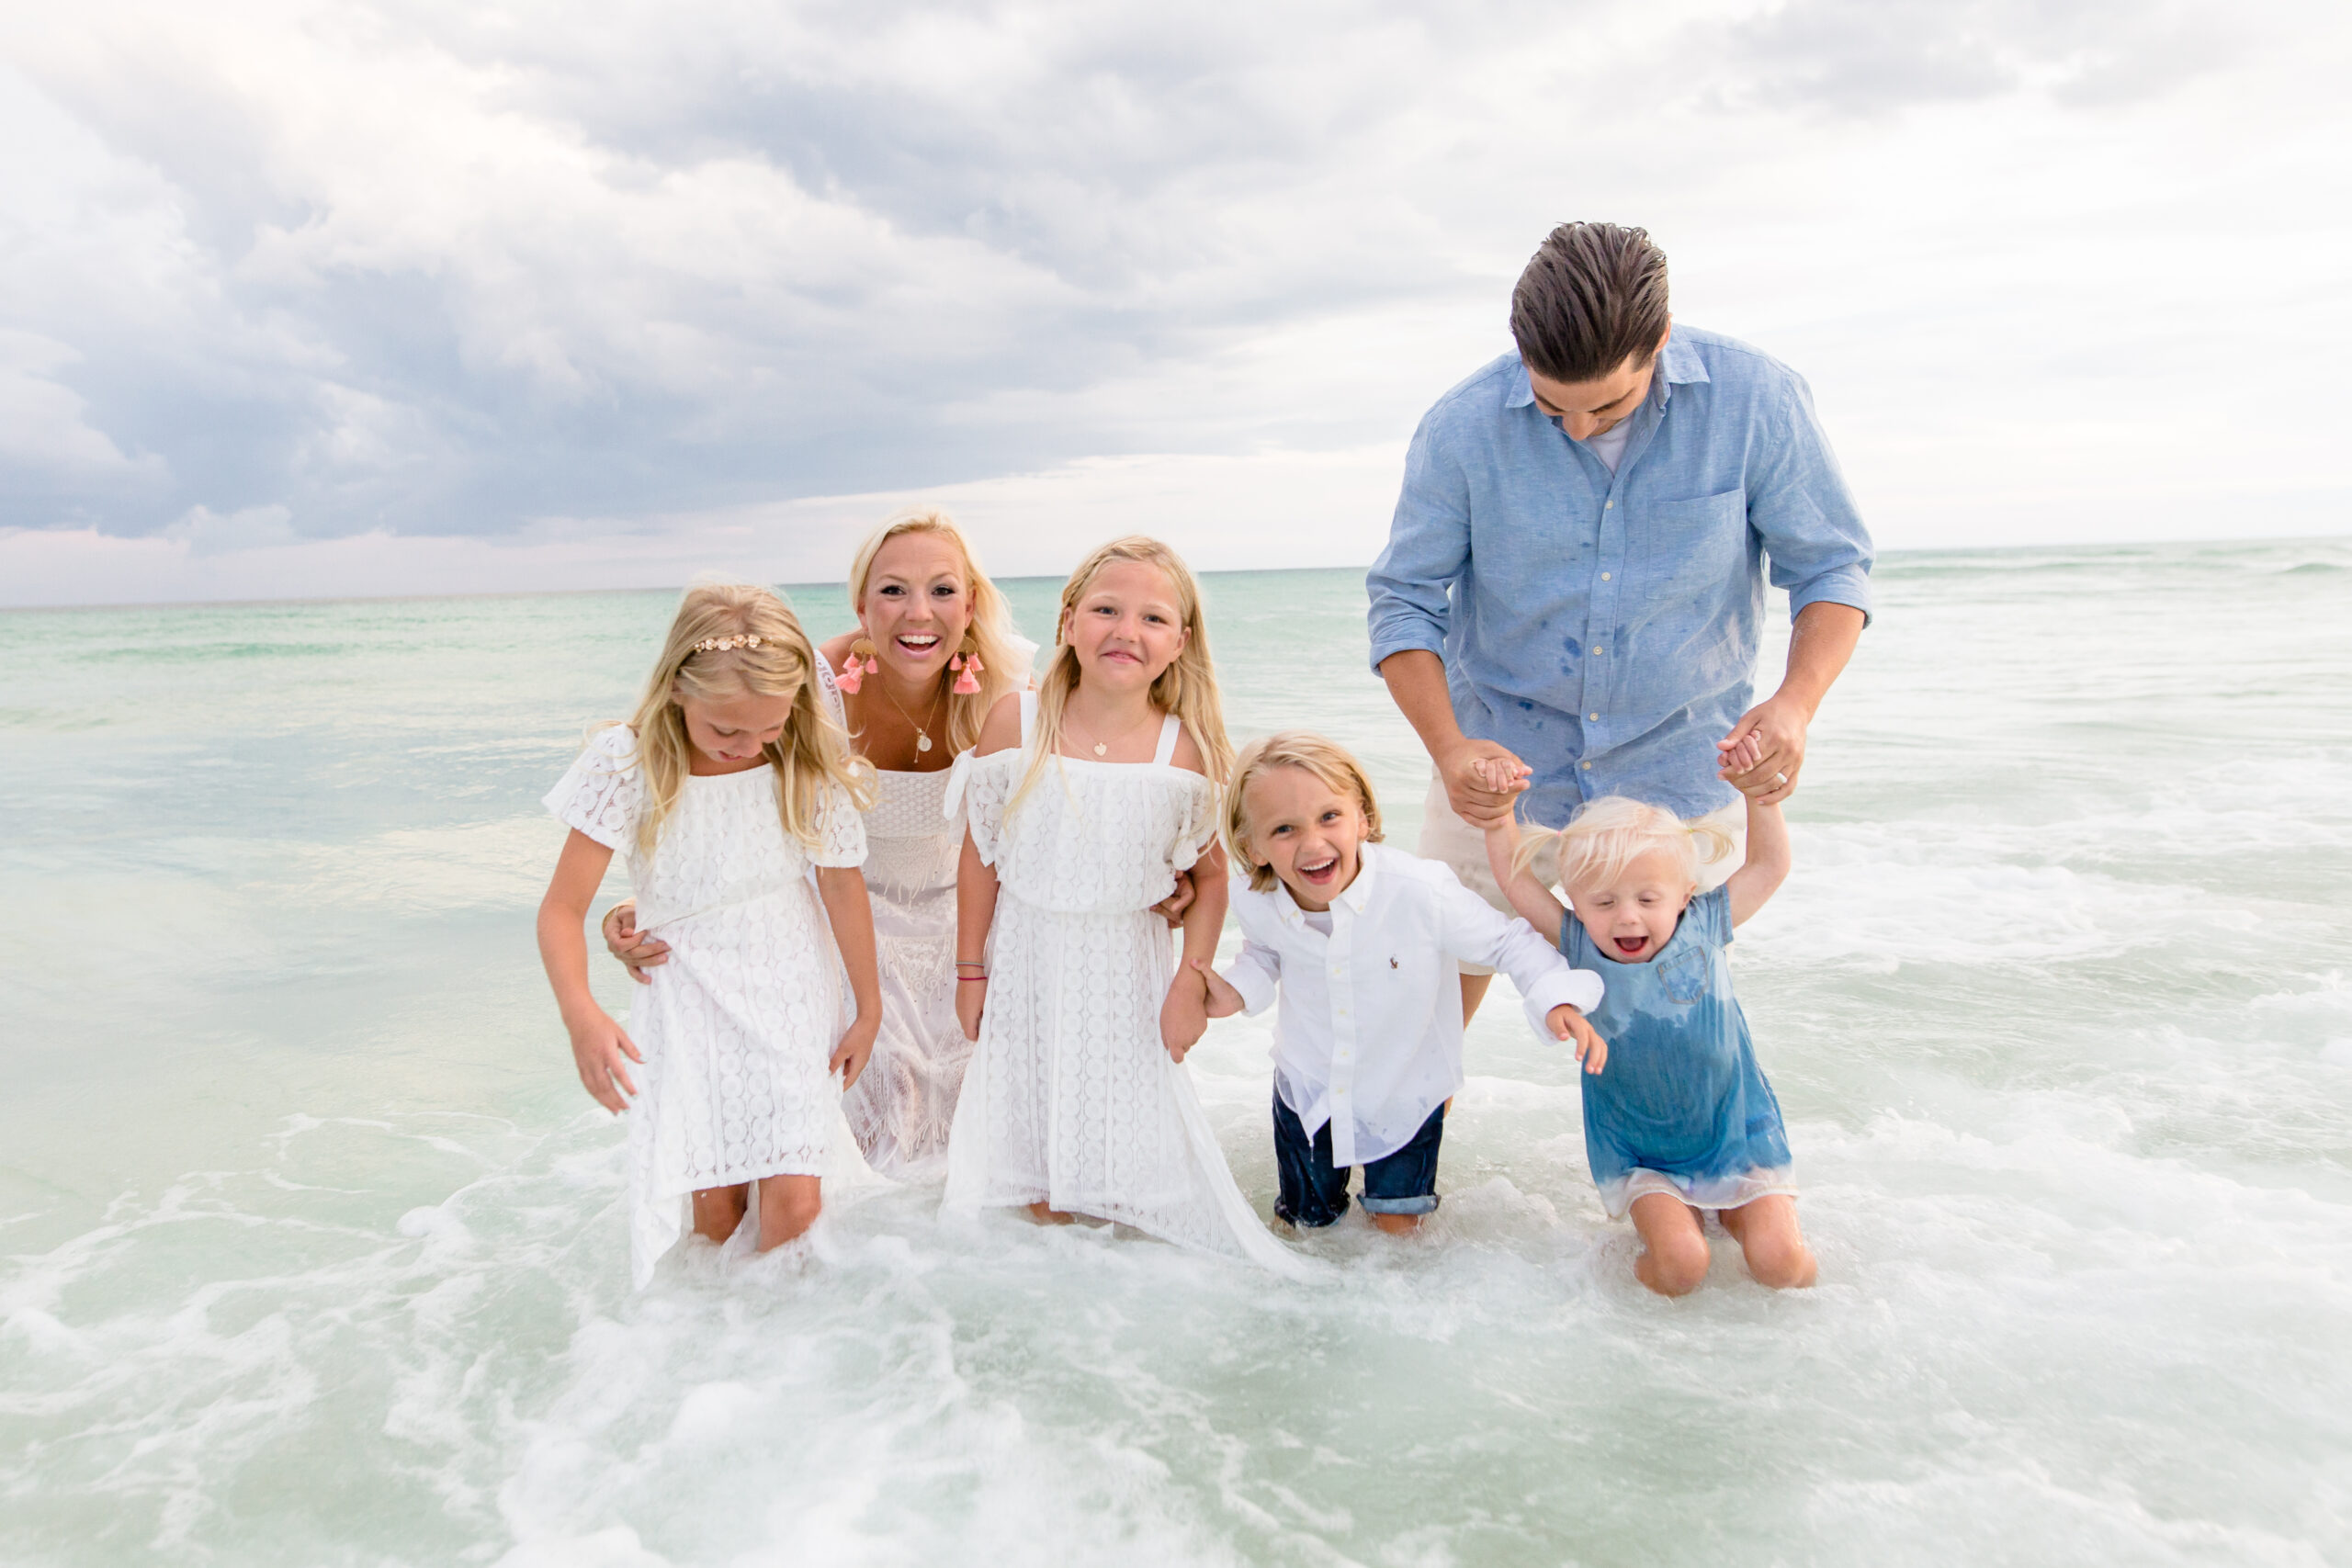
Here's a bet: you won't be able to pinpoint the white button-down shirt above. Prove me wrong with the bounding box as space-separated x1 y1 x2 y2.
1220 842 1605 1168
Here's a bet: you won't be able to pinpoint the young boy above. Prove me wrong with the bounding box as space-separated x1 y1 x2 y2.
1191 732 1608 1234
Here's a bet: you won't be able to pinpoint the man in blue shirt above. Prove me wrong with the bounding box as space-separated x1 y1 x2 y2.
1366 222 1873 1017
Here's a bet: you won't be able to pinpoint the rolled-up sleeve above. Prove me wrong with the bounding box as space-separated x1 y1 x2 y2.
1749 374 1875 626
1436 877 1605 1041
1365 412 1472 673
1219 939 1282 1018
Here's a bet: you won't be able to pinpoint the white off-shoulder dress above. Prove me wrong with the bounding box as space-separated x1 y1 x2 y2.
941 697 1302 1272
545 727 869 1286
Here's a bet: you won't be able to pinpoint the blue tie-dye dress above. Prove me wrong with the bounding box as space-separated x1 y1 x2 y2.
1561 886 1797 1218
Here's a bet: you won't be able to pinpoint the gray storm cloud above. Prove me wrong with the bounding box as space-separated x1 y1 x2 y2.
0 0 2345 604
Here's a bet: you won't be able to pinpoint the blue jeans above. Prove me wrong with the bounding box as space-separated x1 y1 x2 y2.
1271 1093 1445 1228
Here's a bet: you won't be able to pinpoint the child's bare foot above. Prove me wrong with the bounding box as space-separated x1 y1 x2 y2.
1026 1201 1077 1225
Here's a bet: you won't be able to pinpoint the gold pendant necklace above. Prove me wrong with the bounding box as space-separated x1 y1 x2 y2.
878 677 947 754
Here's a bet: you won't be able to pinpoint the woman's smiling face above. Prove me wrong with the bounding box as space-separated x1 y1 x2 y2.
857 532 974 683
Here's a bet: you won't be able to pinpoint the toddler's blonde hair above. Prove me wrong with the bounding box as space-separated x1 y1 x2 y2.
1516 795 1734 892
843 506 1023 754
1012 536 1232 810
1223 732 1384 892
613 579 876 855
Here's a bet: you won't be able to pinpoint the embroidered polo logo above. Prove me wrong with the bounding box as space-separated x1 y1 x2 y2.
1389 956 1399 968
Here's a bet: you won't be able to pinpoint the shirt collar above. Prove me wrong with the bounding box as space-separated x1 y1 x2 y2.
1504 332 1709 412
1275 842 1380 925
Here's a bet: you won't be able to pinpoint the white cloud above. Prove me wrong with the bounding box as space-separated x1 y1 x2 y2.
0 0 2347 606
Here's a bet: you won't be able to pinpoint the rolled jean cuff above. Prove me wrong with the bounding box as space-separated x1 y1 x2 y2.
1357 1192 1441 1217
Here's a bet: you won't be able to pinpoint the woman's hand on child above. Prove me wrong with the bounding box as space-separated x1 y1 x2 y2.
830 1011 880 1091
1188 957 1245 1019
567 1011 644 1112
1160 969 1210 1062
601 901 671 984
1547 1004 1608 1074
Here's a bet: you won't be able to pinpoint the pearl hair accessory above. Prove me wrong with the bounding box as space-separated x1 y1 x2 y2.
692 634 765 653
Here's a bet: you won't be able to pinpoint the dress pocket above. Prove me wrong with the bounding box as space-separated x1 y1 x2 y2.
1657 948 1708 1006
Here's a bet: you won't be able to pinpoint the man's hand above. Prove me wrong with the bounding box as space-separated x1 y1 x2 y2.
1150 869 1197 930
1547 1004 1607 1075
1717 692 1811 807
1161 967 1211 1062
601 901 671 984
1439 738 1532 829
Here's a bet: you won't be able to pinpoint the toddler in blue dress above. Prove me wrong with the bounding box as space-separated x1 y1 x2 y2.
1478 763 1817 1295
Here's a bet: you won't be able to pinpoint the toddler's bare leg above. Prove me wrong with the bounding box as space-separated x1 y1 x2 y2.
1719 1195 1816 1289
756 1174 823 1249
1369 1213 1425 1235
692 1183 750 1242
1629 1193 1711 1296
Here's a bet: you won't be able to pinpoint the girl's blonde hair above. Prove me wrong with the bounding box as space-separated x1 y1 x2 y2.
1515 795 1734 891
1223 732 1384 892
1012 536 1232 810
616 579 876 855
844 506 1023 754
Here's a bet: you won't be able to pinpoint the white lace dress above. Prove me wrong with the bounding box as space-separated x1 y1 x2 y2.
545 727 869 1286
941 698 1303 1273
839 766 971 1178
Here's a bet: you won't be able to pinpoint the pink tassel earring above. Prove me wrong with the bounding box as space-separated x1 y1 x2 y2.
951 643 983 694
838 637 878 694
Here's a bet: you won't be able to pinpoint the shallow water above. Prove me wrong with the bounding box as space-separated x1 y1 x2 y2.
4 541 2349 1566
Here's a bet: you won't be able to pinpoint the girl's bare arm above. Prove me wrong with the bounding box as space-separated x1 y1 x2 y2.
1724 793 1792 927
536 829 641 1112
816 865 883 1088
1481 818 1568 935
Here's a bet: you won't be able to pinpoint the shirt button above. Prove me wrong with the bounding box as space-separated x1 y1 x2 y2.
1593 645 1606 655
1600 572 1611 581
1589 713 1600 721
1582 761 1593 770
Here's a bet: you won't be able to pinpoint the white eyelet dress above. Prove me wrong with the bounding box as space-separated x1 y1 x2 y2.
940 696 1304 1274
545 727 869 1287
838 763 971 1178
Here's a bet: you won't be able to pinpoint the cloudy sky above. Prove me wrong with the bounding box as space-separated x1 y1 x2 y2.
2 0 2346 606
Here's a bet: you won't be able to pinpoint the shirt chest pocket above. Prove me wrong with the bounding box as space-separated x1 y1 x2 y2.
1637 488 1747 592
1656 948 1709 1007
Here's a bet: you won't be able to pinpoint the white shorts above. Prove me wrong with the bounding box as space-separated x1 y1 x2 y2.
1418 773 1745 975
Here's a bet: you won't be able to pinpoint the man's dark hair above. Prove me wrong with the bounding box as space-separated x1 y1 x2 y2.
1510 222 1670 384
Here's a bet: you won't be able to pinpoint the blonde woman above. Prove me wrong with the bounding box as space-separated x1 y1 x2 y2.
943 537 1301 1273
603 510 1027 1179
538 581 880 1286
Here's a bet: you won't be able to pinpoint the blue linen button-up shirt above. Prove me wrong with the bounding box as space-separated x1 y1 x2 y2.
1365 327 1875 825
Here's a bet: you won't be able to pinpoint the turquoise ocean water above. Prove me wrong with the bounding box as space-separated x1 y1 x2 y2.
3 542 2349 1565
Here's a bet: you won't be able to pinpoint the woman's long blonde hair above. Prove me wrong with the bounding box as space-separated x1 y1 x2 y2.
616 579 876 854
1514 795 1734 891
1011 536 1232 811
1223 732 1385 893
844 506 1023 755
